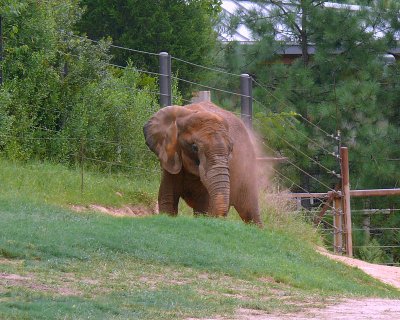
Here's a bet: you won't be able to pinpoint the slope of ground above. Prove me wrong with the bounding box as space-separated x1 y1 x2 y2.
1 160 399 319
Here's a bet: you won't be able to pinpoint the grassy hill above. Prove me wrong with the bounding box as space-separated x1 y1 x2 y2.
0 160 399 319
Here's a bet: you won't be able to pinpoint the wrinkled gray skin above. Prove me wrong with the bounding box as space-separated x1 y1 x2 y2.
143 101 262 226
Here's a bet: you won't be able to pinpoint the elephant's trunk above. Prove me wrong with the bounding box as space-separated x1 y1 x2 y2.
205 158 230 217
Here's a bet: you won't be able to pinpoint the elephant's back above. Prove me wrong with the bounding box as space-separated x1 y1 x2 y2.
185 102 248 133
185 101 229 116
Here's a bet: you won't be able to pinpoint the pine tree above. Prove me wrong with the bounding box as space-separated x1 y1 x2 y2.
224 0 400 262
224 0 400 193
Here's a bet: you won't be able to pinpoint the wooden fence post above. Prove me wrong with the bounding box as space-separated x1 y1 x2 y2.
340 147 353 257
333 195 343 255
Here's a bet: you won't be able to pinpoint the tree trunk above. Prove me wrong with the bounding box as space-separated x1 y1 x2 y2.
300 0 309 66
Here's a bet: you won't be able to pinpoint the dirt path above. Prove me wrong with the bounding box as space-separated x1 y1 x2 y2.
237 299 400 319
235 250 400 320
318 248 400 290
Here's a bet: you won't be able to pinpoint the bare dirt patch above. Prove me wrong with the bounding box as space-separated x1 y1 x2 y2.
71 203 158 217
0 272 81 296
0 258 24 266
0 272 30 281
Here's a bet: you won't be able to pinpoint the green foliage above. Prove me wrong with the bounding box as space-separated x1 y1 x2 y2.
1 0 66 159
60 65 160 171
357 239 388 264
77 0 221 97
0 0 160 173
221 0 400 263
222 0 400 192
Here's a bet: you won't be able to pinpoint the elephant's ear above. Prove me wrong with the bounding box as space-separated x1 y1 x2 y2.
143 106 192 174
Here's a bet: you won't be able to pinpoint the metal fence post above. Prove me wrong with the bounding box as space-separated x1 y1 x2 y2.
0 15 3 86
159 52 172 107
240 74 252 129
340 146 353 257
80 138 85 195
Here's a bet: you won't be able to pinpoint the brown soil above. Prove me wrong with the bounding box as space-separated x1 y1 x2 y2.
70 203 158 217
0 272 80 296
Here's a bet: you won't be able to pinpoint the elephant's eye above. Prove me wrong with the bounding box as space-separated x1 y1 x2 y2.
191 143 198 153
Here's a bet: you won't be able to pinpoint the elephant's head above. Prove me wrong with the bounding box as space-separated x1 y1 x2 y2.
143 106 233 217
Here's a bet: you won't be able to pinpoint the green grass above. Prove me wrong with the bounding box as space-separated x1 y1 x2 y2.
0 159 399 319
0 160 159 208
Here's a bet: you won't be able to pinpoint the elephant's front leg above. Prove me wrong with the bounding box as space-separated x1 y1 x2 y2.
158 169 183 216
182 174 209 215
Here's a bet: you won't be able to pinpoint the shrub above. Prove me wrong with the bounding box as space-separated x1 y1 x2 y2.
60 65 160 172
0 1 161 176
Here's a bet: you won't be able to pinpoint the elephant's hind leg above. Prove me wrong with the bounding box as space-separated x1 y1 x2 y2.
236 206 263 227
234 192 263 227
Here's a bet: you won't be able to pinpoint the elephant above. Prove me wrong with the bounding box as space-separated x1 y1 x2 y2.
143 101 262 226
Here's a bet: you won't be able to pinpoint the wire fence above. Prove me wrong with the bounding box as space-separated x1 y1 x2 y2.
152 39 399 264
118 40 384 261
1 32 399 265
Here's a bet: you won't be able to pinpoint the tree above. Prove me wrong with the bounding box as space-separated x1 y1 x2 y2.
0 0 109 159
224 0 400 192
223 0 400 262
77 0 222 96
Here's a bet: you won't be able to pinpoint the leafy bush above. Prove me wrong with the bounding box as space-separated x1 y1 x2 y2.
0 0 161 175
60 65 160 172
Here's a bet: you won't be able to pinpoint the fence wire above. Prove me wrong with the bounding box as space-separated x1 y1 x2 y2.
3 33 399 265
64 37 400 266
